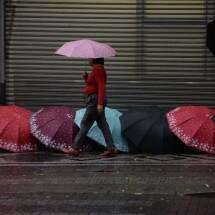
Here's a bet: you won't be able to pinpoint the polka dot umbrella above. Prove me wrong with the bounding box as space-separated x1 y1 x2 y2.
167 106 215 154
30 106 77 152
0 105 38 152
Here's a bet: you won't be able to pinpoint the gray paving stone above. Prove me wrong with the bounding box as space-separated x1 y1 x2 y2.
0 152 215 214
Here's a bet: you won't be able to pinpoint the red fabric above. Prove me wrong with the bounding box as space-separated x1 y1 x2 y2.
0 105 38 152
84 65 106 105
166 106 215 154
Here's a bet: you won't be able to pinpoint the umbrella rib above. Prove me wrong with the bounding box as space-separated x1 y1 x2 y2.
176 116 206 140
91 44 97 58
73 42 95 58
39 117 65 142
190 117 212 144
124 115 153 132
136 117 161 148
50 119 68 143
36 117 58 130
0 117 20 151
172 115 196 127
0 117 18 136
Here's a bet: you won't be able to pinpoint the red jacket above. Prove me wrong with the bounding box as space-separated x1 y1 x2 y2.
84 65 106 105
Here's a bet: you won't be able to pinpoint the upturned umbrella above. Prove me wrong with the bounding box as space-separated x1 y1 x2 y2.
30 106 77 152
55 39 116 58
120 106 184 154
167 106 215 154
0 105 38 152
74 107 129 152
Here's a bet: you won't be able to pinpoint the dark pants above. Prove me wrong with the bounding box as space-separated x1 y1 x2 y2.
73 93 114 150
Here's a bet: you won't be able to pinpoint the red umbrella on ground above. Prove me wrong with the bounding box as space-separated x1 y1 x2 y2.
166 106 215 154
0 105 38 152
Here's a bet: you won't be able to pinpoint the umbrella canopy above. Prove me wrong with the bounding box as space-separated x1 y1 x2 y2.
120 106 184 154
207 20 215 56
30 106 77 152
55 39 116 58
74 107 128 152
167 106 215 154
0 105 38 152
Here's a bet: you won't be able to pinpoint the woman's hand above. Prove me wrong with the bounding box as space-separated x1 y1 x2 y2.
97 104 103 113
82 72 88 80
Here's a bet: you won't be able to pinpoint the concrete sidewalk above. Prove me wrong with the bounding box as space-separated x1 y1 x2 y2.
0 152 215 214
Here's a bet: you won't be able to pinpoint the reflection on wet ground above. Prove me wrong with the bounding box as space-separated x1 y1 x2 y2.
0 152 215 214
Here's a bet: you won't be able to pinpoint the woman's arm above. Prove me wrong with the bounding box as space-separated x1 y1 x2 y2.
94 68 106 111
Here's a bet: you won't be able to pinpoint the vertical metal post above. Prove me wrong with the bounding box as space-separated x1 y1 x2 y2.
0 0 5 104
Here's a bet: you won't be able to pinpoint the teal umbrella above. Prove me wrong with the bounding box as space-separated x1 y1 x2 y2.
74 107 128 152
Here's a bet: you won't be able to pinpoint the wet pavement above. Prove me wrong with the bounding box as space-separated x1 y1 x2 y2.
0 152 215 214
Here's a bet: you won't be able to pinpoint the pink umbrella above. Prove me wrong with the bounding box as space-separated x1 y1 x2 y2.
55 39 116 58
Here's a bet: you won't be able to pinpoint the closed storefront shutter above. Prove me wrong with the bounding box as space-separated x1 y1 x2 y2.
5 0 215 111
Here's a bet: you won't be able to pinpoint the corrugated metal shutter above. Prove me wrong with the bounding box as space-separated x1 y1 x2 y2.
0 0 5 104
5 0 215 111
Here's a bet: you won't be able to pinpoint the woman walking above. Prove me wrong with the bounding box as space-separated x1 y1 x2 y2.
66 58 118 157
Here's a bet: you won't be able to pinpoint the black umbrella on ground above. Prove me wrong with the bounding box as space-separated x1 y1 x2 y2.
207 19 215 56
120 106 185 154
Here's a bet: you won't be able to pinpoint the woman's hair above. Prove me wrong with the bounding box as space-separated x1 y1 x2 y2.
92 58 104 65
